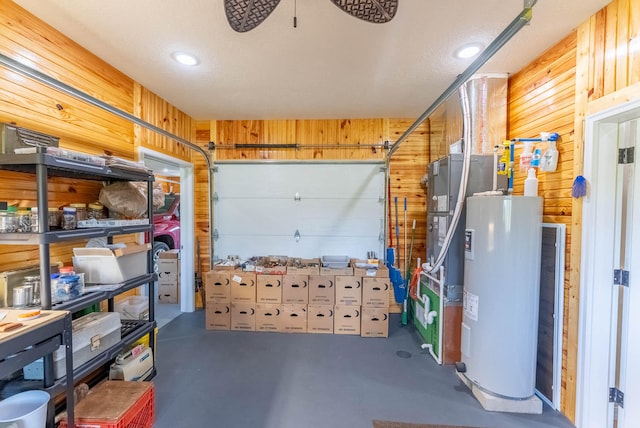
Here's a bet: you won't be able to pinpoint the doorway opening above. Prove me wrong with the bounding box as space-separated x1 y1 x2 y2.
139 148 195 328
577 97 640 428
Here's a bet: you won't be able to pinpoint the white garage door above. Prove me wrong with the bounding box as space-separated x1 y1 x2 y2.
213 161 386 260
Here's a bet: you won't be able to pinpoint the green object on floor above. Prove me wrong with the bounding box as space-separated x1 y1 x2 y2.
412 280 440 360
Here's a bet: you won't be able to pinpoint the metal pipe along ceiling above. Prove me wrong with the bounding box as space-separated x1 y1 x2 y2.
0 52 216 267
387 0 538 158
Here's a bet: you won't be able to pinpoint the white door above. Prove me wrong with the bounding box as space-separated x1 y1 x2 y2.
578 103 640 428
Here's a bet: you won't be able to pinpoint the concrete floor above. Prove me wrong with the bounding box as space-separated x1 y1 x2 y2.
152 312 576 428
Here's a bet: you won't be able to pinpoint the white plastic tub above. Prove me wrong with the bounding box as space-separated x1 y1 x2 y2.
114 296 149 320
0 390 49 428
72 244 149 284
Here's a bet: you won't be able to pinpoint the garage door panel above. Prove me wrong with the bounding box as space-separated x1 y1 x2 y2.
214 199 300 235
215 163 384 199
213 162 385 260
215 235 383 260
296 199 382 236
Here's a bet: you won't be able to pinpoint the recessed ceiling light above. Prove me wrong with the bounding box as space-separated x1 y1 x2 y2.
171 51 200 66
455 43 483 59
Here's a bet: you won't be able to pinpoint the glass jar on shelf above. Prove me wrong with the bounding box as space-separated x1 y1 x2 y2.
61 206 77 230
71 203 87 221
30 206 39 233
16 208 31 232
22 275 41 305
87 202 105 220
0 209 15 233
48 207 62 229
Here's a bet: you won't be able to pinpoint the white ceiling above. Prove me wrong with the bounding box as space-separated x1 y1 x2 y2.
14 0 610 121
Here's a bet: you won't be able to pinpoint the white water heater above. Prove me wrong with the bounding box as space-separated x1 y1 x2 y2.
461 195 542 399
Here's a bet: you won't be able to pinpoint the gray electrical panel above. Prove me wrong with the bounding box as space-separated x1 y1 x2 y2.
426 154 506 301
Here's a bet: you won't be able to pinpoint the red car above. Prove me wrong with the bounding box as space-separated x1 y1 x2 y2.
153 193 180 271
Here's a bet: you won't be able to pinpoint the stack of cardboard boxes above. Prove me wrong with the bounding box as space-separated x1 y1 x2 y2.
158 250 180 304
205 258 390 338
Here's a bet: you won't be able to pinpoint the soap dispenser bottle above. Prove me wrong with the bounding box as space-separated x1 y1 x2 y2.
540 140 559 172
524 168 539 197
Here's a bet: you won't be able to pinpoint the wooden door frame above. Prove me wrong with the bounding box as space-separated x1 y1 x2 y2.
576 91 640 428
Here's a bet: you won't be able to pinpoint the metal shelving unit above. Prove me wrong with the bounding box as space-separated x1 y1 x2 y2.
0 151 156 427
0 310 75 428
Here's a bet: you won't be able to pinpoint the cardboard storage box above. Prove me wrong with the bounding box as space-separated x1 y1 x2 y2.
73 244 150 284
335 276 362 306
206 270 231 303
230 272 256 303
157 250 180 285
361 307 389 338
334 305 361 335
158 283 178 304
282 274 309 304
256 275 282 304
23 312 122 379
282 304 307 333
255 303 283 332
255 256 288 275
352 259 389 279
231 302 256 331
362 277 391 308
320 266 353 276
307 305 334 334
114 296 149 320
206 302 231 330
308 275 335 305
286 258 320 275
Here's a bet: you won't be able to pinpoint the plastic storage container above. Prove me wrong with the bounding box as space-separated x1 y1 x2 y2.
58 381 154 428
23 311 122 380
0 390 50 428
321 255 350 268
61 206 77 230
55 272 85 302
72 244 150 284
115 296 149 320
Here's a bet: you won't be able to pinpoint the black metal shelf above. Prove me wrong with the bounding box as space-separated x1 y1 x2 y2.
0 144 156 428
0 224 152 245
50 273 156 313
0 311 75 428
0 153 153 182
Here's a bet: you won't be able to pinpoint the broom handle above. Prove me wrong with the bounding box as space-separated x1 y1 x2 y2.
395 196 400 269
404 198 407 277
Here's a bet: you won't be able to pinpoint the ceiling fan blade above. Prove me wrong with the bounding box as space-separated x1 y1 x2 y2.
330 0 398 24
225 0 282 33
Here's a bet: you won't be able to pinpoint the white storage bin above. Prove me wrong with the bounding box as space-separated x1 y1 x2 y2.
72 244 150 284
115 296 149 320
23 312 122 380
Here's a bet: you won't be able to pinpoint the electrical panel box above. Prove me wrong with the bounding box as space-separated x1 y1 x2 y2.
426 154 505 301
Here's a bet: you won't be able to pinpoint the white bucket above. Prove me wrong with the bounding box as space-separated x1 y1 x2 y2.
0 390 49 428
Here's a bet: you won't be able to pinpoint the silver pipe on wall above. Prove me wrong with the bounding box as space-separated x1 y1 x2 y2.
0 52 215 267
387 1 537 158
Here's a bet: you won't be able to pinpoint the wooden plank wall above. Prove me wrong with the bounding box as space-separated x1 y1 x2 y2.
507 0 639 421
0 0 194 272
507 30 578 419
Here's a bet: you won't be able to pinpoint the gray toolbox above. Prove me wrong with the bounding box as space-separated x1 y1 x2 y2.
23 311 122 380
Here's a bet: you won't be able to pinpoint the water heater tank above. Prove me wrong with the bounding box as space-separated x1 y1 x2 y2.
461 195 542 399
